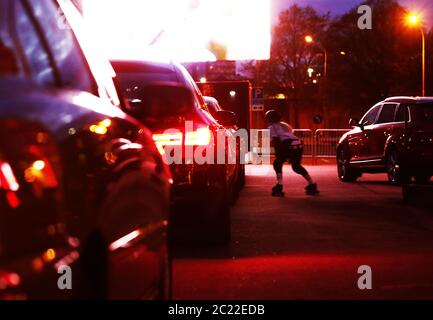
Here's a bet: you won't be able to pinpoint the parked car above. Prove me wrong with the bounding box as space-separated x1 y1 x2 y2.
204 96 245 188
337 97 433 184
111 60 244 244
0 0 171 299
203 96 223 117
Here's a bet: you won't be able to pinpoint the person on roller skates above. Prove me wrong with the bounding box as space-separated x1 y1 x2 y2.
265 110 319 197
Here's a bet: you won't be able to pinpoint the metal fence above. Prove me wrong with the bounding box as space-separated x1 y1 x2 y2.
248 129 350 164
293 129 314 157
314 129 350 157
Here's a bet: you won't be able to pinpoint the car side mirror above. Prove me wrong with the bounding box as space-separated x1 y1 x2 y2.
215 110 238 127
349 118 363 130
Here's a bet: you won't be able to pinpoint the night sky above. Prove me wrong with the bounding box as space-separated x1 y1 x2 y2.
272 0 433 28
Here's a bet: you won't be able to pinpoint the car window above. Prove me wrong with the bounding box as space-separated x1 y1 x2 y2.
396 104 410 122
176 63 210 113
0 0 57 86
361 104 381 126
377 103 398 124
28 0 94 92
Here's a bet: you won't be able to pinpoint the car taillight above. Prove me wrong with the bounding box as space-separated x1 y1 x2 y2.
0 161 20 209
185 127 211 146
0 162 19 192
153 127 212 155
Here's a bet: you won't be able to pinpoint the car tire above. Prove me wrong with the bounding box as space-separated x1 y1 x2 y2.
209 201 231 246
414 174 431 185
386 149 410 185
204 166 231 246
337 148 359 182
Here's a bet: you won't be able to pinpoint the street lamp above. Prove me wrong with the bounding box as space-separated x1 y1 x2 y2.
305 35 327 79
406 13 426 96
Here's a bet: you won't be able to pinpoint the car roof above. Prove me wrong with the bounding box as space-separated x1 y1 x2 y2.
383 96 433 104
110 60 177 74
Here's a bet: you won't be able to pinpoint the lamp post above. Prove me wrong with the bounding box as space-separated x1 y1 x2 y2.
406 13 426 97
304 35 327 78
305 35 329 127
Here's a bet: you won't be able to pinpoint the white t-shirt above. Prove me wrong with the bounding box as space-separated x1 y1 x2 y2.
268 122 301 146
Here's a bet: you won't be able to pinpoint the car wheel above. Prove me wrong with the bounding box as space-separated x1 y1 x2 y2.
209 200 231 246
204 167 231 246
414 174 431 185
386 149 410 185
337 148 359 182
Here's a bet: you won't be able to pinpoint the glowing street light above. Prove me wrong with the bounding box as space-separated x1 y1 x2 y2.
406 14 420 26
305 35 327 78
405 12 425 96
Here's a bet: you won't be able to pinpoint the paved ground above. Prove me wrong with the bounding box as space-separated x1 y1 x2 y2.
173 165 433 300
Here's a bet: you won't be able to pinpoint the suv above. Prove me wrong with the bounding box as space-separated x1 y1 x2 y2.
0 0 171 299
337 97 433 184
111 60 244 245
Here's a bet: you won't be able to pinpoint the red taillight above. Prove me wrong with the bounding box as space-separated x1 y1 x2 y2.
0 162 19 192
0 161 20 209
185 127 212 146
153 127 212 155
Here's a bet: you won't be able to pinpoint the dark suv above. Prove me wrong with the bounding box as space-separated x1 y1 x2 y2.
111 60 244 245
337 97 433 184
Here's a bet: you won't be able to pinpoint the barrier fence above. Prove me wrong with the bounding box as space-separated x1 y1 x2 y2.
250 129 350 164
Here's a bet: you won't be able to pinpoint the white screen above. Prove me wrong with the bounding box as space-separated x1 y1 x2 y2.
83 0 271 62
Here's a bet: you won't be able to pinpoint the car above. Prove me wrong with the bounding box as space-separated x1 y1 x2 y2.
111 60 244 245
204 95 245 188
0 0 171 299
203 96 223 117
337 96 433 185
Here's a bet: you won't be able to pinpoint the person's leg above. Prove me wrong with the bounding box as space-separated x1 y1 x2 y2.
273 140 292 186
291 148 317 189
290 148 319 194
272 142 288 196
273 157 284 185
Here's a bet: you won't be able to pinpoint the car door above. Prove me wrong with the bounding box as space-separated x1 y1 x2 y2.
350 104 382 162
364 103 398 161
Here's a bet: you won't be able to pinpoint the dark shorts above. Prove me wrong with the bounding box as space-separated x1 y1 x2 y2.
273 139 308 176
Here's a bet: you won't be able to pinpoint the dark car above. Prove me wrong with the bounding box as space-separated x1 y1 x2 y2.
204 95 245 188
111 60 244 245
0 0 171 299
337 97 433 184
203 96 223 117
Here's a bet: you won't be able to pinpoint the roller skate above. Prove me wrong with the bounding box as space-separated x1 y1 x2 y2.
272 184 285 197
305 183 319 195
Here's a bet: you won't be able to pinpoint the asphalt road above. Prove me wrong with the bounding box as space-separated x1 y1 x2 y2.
173 165 433 299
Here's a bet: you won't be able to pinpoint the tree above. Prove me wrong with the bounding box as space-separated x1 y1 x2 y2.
325 0 422 120
245 5 329 127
